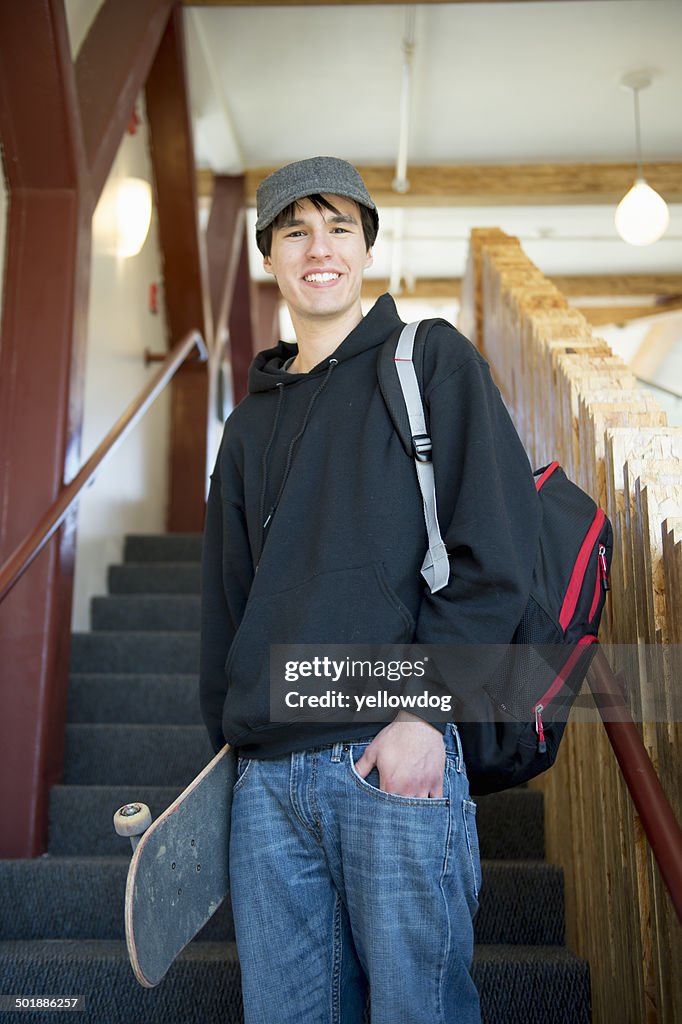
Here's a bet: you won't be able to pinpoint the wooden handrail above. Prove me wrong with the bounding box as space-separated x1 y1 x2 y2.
587 645 682 922
0 330 207 604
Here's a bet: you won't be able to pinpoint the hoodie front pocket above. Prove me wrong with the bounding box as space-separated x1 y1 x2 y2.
223 562 416 734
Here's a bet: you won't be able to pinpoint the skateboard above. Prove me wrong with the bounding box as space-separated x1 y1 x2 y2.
113 743 237 987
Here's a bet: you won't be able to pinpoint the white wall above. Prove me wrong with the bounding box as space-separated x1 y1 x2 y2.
601 312 682 426
71 108 171 631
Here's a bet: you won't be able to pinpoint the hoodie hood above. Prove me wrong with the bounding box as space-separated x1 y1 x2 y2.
248 293 403 394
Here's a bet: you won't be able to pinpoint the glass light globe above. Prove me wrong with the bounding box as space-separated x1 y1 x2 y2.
93 176 153 258
615 179 670 246
115 178 153 258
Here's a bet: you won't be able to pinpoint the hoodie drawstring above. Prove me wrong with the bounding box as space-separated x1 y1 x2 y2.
259 358 338 556
258 382 285 537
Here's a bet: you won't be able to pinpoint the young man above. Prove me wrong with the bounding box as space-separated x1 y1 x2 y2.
199 157 541 1024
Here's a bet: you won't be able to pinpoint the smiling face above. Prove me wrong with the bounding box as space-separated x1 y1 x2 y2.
263 194 373 333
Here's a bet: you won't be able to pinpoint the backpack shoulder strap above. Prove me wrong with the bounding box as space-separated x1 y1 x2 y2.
377 319 430 457
378 319 450 594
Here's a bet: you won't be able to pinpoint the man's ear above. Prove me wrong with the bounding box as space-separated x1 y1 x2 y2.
263 255 275 277
364 248 374 271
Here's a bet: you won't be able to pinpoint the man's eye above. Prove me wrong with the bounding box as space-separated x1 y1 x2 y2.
286 230 305 238
331 227 349 234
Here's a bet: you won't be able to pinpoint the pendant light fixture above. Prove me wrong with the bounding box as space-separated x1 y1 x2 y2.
615 71 669 246
93 176 153 259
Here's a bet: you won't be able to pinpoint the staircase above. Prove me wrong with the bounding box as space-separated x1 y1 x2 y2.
0 534 591 1023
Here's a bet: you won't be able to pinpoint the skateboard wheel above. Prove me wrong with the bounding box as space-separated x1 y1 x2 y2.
114 803 152 837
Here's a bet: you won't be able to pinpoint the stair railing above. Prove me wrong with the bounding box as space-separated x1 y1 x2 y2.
587 647 682 923
0 329 207 605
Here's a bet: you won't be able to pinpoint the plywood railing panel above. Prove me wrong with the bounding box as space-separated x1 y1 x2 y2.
459 229 681 1024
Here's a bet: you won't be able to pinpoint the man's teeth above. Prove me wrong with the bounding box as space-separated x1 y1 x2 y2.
304 273 340 283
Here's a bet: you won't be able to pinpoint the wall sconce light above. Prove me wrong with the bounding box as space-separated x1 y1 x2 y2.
93 176 153 258
615 71 669 247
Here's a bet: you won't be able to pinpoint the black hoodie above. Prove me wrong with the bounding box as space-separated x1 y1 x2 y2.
199 294 541 757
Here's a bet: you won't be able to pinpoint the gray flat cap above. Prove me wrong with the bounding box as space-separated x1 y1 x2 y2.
255 156 378 233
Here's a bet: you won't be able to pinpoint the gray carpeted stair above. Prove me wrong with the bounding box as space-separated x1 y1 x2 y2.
0 856 565 946
70 631 199 674
92 594 201 632
0 941 589 1024
108 562 201 594
62 724 213 785
67 674 201 724
0 533 591 1023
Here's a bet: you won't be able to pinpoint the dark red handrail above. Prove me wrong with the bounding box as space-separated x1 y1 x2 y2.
587 645 682 922
0 329 207 604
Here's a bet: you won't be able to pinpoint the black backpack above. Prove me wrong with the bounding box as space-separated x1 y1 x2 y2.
378 319 613 795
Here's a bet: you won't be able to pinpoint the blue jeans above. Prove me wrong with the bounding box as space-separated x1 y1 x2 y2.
229 723 482 1024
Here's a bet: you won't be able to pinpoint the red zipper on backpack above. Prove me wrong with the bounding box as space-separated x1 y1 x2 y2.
559 508 606 631
533 636 598 752
588 544 610 622
535 461 559 492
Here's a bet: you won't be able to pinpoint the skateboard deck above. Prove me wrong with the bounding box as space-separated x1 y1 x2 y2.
115 744 237 987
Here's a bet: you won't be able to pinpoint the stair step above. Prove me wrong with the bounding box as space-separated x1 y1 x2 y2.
0 856 561 947
49 785 544 862
63 725 213 786
474 789 544 859
70 632 199 674
0 857 234 943
124 533 203 563
49 787 182 856
474 944 590 1023
67 675 201 725
0 940 242 1024
477 863 564 945
0 940 589 1024
91 595 201 632
0 859 133 941
108 564 201 595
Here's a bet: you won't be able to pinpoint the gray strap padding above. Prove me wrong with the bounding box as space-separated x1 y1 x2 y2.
394 322 450 593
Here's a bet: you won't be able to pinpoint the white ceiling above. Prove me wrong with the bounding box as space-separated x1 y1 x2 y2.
184 0 682 289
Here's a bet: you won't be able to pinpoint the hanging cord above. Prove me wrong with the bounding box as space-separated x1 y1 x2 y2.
632 84 644 180
261 358 339 540
258 382 285 538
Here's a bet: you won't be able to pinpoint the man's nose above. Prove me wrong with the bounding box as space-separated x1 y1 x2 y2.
306 227 332 259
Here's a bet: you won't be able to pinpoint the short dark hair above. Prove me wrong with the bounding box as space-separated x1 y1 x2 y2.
256 193 378 258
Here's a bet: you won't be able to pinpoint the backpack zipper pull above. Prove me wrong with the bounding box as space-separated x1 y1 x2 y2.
599 544 610 591
534 704 546 754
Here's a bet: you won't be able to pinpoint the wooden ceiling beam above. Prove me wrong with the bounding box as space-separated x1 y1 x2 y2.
226 163 682 206
361 275 682 302
578 300 682 328
548 275 682 298
184 0 589 6
362 280 461 301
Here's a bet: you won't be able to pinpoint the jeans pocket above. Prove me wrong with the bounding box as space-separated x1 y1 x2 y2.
462 799 482 902
348 744 449 805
